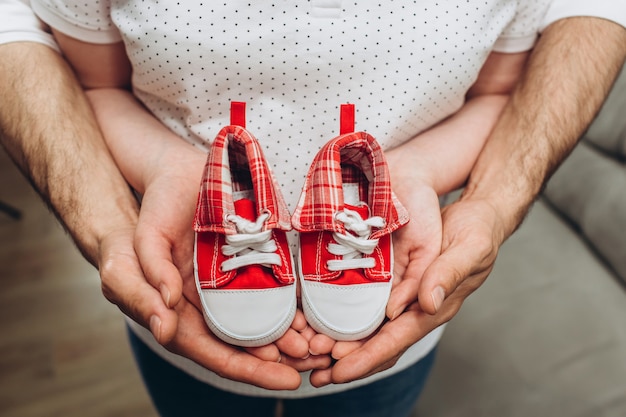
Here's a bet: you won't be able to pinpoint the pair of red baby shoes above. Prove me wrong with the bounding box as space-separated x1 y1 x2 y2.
193 102 408 347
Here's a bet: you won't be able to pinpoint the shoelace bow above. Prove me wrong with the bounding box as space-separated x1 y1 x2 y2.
220 212 282 272
327 208 386 271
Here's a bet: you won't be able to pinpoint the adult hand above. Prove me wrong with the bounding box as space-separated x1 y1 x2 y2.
308 177 443 387
97 224 305 390
313 192 505 385
132 139 331 376
86 87 331 379
99 155 331 389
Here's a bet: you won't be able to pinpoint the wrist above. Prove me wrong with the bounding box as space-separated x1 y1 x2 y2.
386 148 438 199
459 165 539 243
61 178 140 267
142 140 207 196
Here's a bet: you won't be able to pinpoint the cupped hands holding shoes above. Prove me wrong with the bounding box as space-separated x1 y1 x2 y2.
90 94 426 389
88 87 510 389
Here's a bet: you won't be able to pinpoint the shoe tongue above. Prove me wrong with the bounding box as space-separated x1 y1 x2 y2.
233 198 257 222
342 183 370 219
342 183 361 205
344 203 369 220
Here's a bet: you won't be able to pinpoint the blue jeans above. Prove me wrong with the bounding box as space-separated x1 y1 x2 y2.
128 329 435 417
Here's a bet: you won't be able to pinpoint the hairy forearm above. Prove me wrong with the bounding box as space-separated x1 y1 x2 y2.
462 17 626 241
0 43 139 265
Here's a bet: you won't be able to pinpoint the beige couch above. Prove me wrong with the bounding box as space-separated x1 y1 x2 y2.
415 65 626 416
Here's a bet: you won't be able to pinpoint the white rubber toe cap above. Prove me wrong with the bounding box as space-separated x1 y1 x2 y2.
301 280 391 341
199 285 296 347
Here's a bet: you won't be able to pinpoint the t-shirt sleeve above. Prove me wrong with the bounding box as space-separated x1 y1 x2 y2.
0 0 59 51
493 0 552 53
540 0 626 31
30 0 121 44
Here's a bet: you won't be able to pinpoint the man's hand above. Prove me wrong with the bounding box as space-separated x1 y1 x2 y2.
310 193 505 386
86 88 332 385
99 161 331 387
309 16 626 387
308 81 513 387
134 150 330 370
97 224 306 390
308 180 443 387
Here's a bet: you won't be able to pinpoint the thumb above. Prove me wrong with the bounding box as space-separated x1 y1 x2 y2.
387 259 427 321
417 233 497 315
99 249 179 344
134 224 185 309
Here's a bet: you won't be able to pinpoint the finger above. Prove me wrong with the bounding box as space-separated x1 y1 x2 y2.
309 367 333 388
299 325 317 342
244 344 281 363
386 259 426 320
387 218 442 319
309 333 336 356
99 249 179 344
274 328 310 360
330 339 365 360
329 310 436 384
417 232 495 315
291 309 308 332
134 223 184 308
280 353 333 372
167 300 302 390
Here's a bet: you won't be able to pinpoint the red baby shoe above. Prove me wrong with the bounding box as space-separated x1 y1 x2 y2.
292 104 409 341
193 102 296 347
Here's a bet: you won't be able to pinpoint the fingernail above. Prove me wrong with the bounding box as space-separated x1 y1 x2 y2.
301 353 311 360
390 305 406 321
431 286 446 312
309 348 319 356
150 315 162 342
276 355 282 363
160 284 171 308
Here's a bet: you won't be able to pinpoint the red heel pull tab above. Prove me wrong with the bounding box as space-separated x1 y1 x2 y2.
339 103 355 135
230 101 246 128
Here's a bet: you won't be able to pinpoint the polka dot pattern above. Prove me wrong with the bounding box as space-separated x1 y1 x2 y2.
29 0 553 396
32 0 117 36
35 0 550 207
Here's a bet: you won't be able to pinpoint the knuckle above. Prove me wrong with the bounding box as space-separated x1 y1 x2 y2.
469 232 499 269
99 260 119 303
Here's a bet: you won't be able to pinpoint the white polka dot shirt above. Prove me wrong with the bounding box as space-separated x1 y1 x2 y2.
33 0 551 208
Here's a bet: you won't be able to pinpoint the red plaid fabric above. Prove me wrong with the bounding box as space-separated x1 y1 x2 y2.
291 131 409 238
193 125 292 234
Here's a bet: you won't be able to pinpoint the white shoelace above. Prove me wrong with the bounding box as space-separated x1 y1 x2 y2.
326 208 386 271
220 212 282 272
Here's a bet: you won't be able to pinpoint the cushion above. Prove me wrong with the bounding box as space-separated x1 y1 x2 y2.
543 142 626 283
543 63 626 283
583 64 626 160
415 201 626 417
